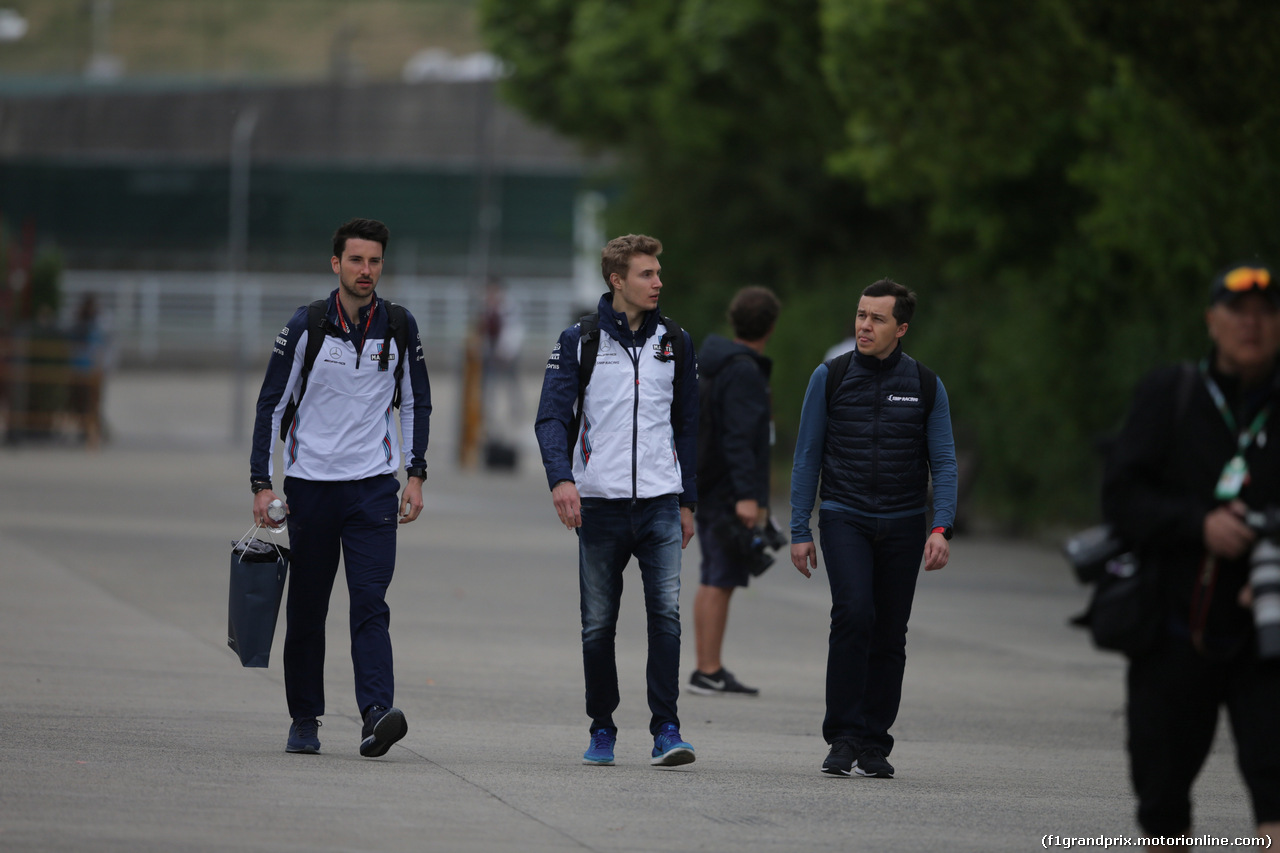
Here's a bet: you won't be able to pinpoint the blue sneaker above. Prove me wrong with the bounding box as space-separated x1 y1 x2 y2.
650 723 695 767
583 728 617 765
286 717 321 754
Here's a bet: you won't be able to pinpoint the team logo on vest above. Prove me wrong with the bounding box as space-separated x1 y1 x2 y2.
653 338 676 361
369 342 398 362
596 332 620 365
886 393 920 404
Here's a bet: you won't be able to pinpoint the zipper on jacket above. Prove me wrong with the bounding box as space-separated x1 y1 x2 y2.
872 370 882 509
625 343 642 501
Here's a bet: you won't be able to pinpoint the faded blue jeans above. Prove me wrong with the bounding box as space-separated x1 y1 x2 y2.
578 495 683 736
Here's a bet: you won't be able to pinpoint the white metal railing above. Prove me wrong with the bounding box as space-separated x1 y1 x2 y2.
60 270 582 367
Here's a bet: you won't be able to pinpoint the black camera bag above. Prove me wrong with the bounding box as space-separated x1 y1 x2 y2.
1086 555 1163 656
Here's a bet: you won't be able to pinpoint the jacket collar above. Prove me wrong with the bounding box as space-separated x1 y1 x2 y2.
597 292 659 345
853 342 904 372
329 288 379 324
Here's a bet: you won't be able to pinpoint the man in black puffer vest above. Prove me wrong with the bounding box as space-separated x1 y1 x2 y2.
790 278 958 780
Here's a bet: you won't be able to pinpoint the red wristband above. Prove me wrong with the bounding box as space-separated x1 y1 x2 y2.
931 527 947 536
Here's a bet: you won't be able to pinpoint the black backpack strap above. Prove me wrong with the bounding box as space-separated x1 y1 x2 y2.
383 301 410 409
278 299 329 442
824 349 855 407
569 314 600 458
659 314 687 422
576 313 600 406
917 361 937 418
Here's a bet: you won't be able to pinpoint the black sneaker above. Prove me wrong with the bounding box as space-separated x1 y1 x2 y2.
854 747 894 778
821 739 856 776
359 705 407 758
688 668 759 696
286 718 322 754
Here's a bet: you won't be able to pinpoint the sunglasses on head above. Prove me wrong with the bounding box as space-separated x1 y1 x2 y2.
1224 266 1272 292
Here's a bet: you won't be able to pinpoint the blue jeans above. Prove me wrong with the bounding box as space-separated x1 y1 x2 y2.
818 508 926 754
578 495 683 736
282 475 400 720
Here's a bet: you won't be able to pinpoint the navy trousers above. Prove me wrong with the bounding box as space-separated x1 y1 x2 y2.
282 474 400 720
818 508 926 754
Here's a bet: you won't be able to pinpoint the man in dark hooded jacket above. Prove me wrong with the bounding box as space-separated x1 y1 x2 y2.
689 286 781 696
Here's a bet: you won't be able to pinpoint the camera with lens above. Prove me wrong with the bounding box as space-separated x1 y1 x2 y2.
1061 524 1129 585
712 514 788 577
1243 508 1280 660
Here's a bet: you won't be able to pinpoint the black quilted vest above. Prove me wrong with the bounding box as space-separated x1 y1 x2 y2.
820 345 930 514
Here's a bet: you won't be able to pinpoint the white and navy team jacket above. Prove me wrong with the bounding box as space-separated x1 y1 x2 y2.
535 294 699 503
250 289 431 483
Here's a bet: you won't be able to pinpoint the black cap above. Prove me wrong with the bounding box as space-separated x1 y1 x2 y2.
1209 263 1279 307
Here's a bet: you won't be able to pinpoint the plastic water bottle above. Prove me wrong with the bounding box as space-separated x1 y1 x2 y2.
266 499 287 525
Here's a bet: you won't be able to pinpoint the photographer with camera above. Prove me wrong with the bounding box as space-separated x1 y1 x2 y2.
689 286 782 697
1103 263 1280 845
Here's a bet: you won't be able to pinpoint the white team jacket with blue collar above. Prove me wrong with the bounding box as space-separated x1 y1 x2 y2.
249 290 432 483
534 294 699 503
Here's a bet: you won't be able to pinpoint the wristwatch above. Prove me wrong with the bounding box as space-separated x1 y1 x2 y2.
250 478 273 494
931 525 953 540
406 466 427 481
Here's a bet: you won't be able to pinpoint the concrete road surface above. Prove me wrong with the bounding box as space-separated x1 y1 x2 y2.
0 370 1255 852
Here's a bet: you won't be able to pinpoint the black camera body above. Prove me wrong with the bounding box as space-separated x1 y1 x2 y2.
1061 524 1129 585
712 514 788 577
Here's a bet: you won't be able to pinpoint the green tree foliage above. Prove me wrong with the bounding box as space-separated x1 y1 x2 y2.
481 0 885 313
482 0 1280 526
822 0 1280 522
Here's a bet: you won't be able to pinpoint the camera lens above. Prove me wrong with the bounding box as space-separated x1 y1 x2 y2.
1248 539 1280 659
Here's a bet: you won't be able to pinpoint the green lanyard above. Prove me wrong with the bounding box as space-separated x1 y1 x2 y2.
1201 360 1272 500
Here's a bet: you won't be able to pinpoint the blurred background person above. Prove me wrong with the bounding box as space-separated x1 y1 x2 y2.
823 318 857 363
1102 263 1280 847
68 292 108 448
478 276 525 468
689 285 781 697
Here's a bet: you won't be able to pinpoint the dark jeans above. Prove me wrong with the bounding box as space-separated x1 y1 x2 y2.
282 474 400 720
818 508 926 753
1127 636 1280 835
578 495 683 736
